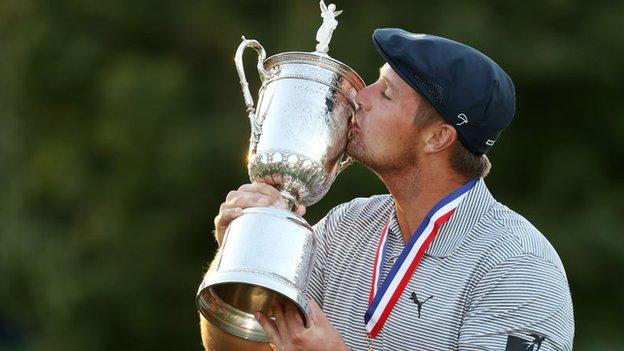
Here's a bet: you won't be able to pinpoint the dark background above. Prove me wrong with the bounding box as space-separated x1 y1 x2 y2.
1 0 622 350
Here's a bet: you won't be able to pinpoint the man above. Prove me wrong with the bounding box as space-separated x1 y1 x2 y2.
203 28 574 350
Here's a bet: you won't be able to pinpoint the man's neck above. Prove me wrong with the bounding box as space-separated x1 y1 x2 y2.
381 165 467 244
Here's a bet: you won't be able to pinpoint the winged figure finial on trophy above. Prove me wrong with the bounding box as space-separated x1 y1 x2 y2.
315 0 343 54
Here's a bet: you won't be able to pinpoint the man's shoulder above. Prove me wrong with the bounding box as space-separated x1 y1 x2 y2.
324 194 393 222
312 194 393 242
478 201 566 271
345 193 394 213
463 203 575 351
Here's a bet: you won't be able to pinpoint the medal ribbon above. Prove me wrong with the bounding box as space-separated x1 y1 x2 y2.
364 179 477 338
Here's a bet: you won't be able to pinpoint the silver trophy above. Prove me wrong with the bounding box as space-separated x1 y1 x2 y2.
197 1 364 343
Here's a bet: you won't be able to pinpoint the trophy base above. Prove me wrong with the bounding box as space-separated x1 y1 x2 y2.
197 207 314 343
197 273 310 342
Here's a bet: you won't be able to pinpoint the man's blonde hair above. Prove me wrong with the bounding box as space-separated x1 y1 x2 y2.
414 99 491 179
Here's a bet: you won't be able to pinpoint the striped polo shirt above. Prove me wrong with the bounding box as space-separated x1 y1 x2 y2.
308 179 574 350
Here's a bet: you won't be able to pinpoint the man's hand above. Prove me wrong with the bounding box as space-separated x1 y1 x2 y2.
214 182 306 245
255 300 349 351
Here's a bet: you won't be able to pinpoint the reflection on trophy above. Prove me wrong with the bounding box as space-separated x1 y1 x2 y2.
196 1 364 343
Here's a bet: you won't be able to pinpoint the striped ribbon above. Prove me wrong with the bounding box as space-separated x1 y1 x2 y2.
364 179 477 338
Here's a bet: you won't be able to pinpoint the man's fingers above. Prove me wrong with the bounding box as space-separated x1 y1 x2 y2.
255 311 283 350
271 300 291 342
283 301 305 332
225 192 274 209
213 207 244 245
214 182 309 246
238 182 282 202
222 183 307 215
217 207 243 223
214 207 243 230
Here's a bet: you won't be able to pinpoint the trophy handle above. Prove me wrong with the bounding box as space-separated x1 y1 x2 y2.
235 36 273 154
235 36 272 115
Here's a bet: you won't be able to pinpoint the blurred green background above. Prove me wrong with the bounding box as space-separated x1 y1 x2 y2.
1 0 622 350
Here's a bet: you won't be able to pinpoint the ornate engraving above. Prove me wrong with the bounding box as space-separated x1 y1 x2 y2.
249 149 329 205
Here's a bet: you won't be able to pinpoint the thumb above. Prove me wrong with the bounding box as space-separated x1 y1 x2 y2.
295 204 306 217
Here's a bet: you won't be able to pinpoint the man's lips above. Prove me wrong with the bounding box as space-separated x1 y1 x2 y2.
348 117 359 141
349 115 361 131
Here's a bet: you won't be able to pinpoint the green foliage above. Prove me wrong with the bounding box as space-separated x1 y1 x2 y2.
0 0 622 350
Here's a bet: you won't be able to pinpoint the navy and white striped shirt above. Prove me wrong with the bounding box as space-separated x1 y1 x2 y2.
308 179 574 350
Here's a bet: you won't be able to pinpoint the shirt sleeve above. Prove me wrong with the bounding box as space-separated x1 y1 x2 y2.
458 254 575 351
307 202 352 308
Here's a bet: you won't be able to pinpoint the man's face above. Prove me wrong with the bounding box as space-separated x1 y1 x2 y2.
347 64 428 173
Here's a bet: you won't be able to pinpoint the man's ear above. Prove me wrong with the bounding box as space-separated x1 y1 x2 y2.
422 123 457 153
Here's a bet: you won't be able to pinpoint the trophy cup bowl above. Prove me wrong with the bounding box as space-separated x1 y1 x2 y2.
197 2 364 344
247 51 364 207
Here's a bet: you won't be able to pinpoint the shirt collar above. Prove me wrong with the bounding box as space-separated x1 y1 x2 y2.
387 178 496 258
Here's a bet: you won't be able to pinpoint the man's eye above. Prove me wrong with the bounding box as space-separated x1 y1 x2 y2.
382 91 391 100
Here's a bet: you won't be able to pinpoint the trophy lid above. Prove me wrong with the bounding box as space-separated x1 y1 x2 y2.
264 52 365 91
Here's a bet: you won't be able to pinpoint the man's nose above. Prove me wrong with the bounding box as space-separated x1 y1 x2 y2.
355 85 372 112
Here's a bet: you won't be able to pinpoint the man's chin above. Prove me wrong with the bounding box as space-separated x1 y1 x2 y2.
346 143 367 165
345 143 359 160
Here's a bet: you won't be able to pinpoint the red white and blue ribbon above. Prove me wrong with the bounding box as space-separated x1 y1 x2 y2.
364 179 477 338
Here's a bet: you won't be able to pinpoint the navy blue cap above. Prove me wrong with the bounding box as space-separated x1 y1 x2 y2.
372 28 515 155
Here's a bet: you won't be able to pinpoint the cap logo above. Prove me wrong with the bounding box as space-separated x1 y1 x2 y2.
456 113 468 126
486 139 496 146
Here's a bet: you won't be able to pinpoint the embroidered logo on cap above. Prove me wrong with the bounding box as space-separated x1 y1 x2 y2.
486 139 496 146
456 113 468 126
